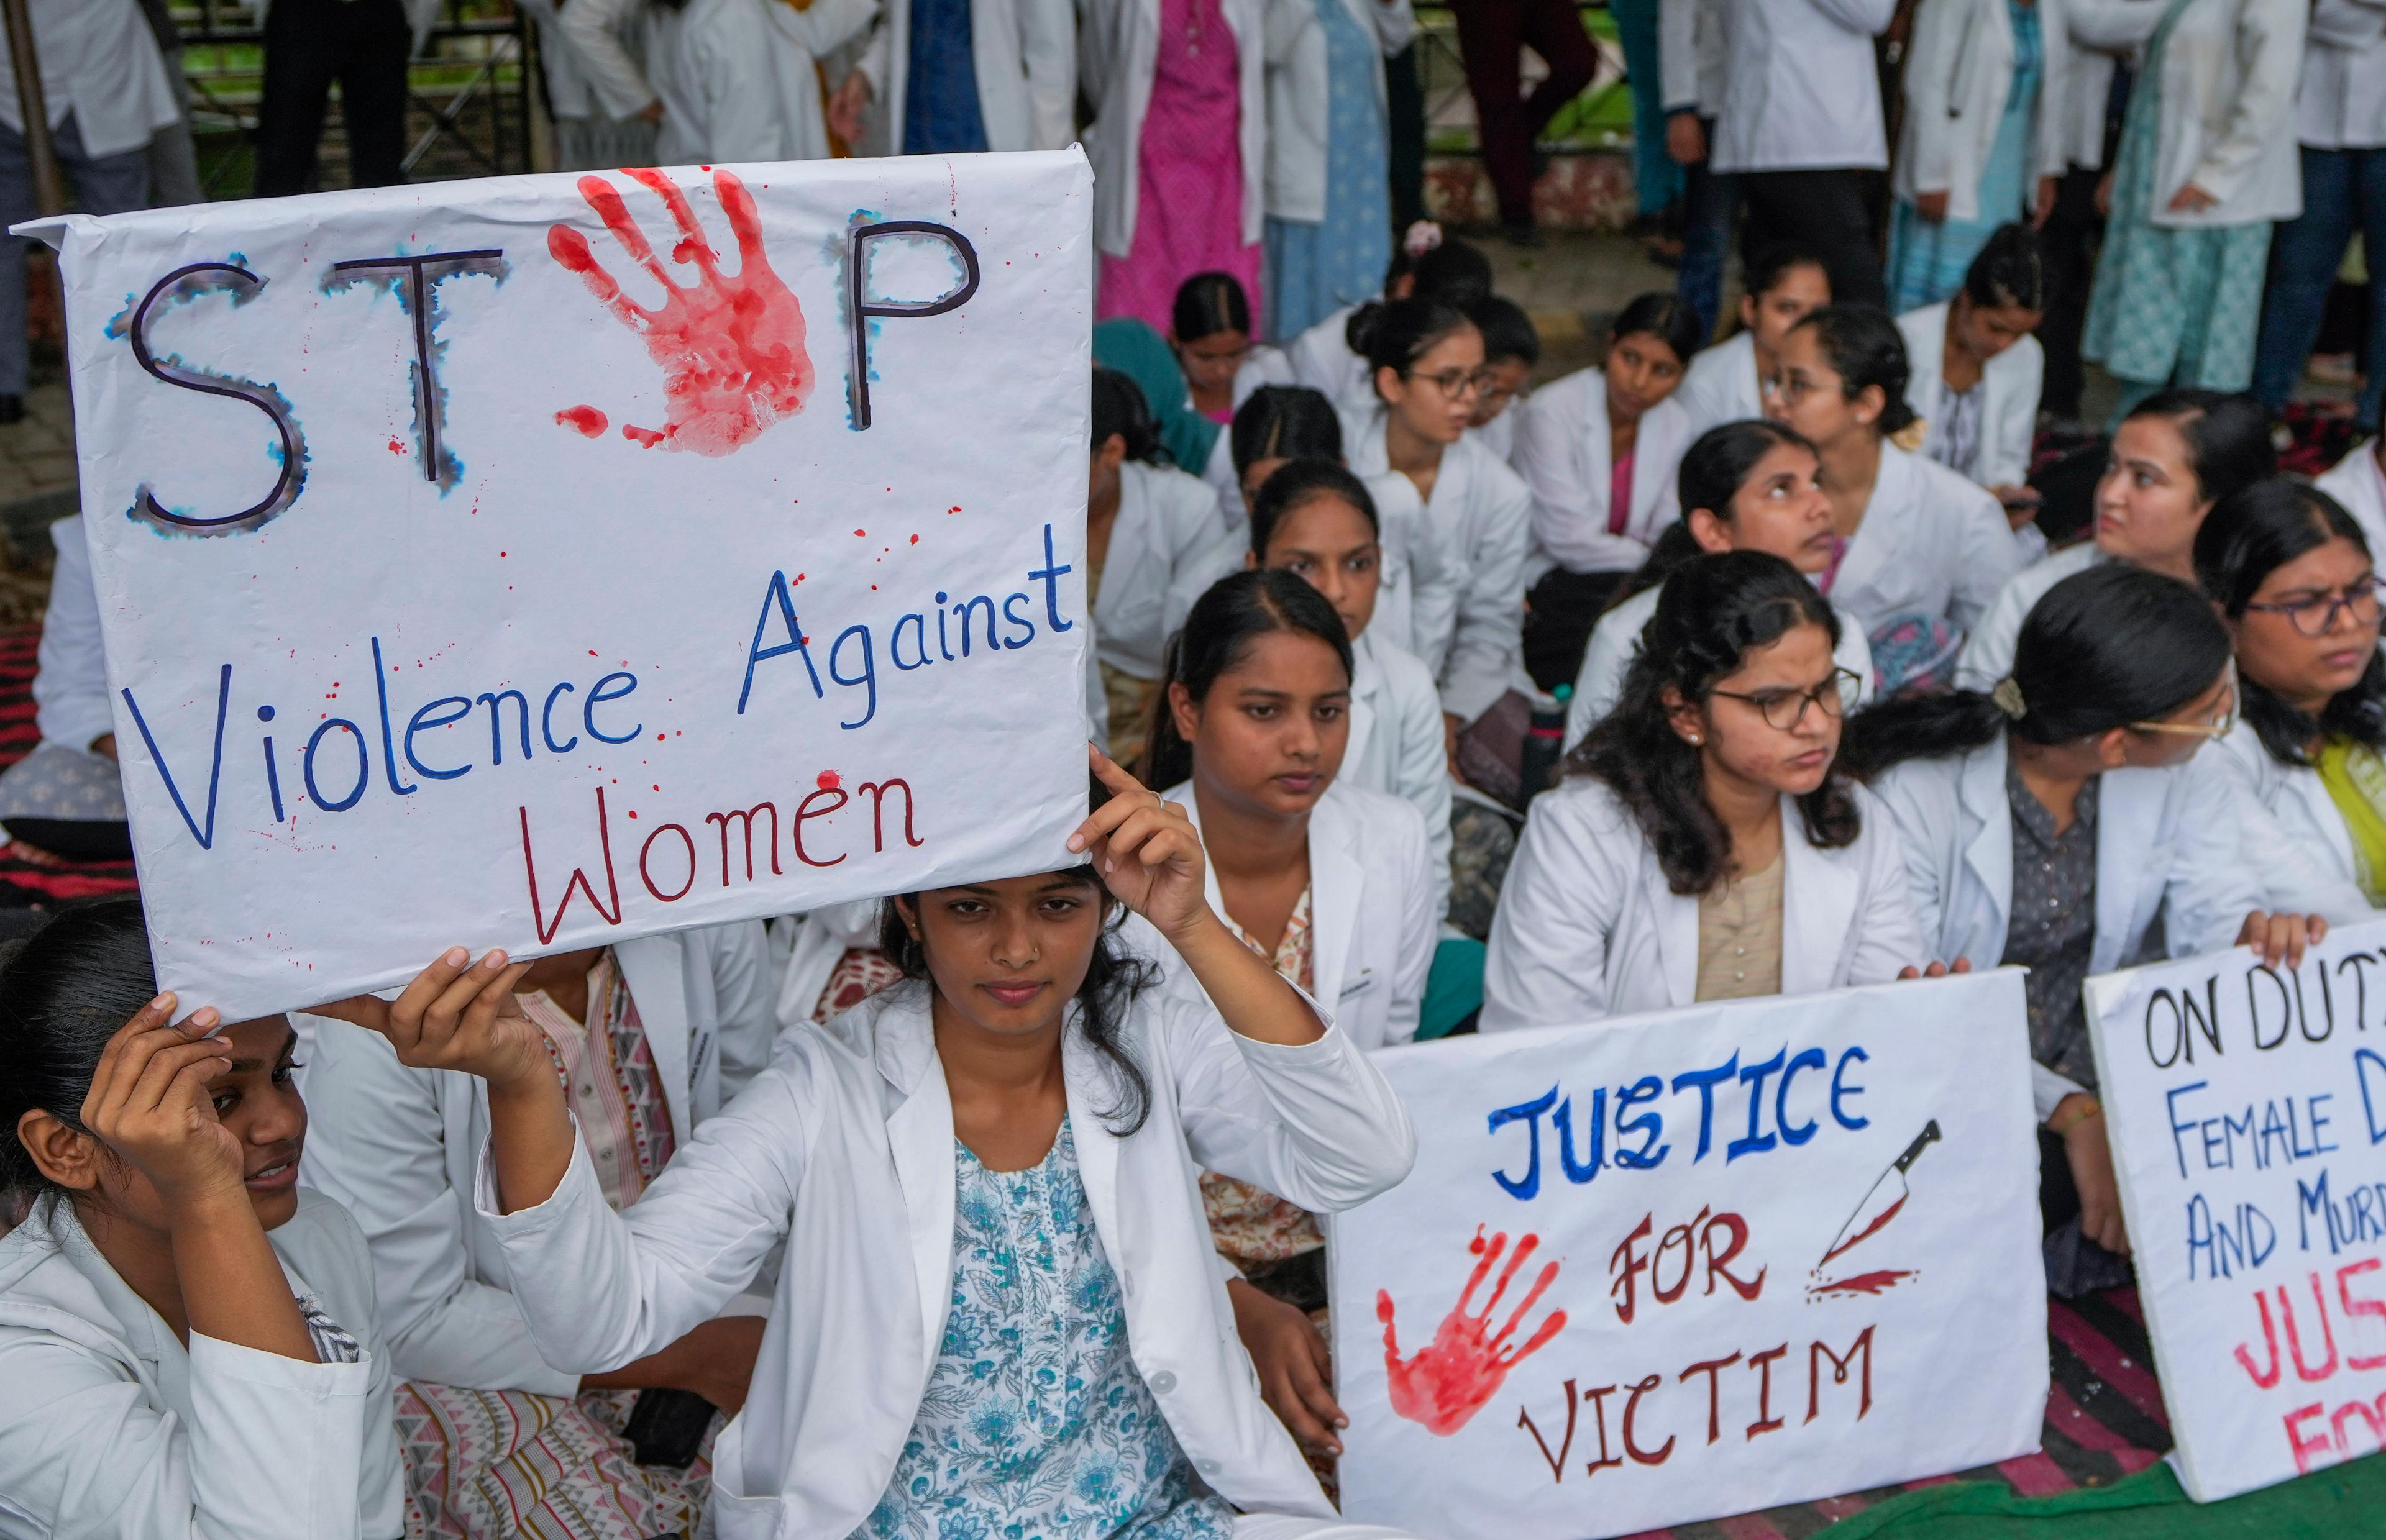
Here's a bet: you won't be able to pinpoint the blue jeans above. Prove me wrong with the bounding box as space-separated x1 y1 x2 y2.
1609 0 1681 217
1675 114 1736 344
2 114 152 397
2252 145 2386 431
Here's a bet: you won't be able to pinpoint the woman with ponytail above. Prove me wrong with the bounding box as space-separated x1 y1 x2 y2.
1481 552 1922 1034
1283 226 1492 418
1847 562 2320 1290
1765 305 2020 693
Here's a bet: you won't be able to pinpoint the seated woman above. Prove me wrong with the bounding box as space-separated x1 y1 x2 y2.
1284 224 1492 419
1175 271 1295 427
2197 479 2386 922
0 899 404 1538
1956 390 2275 690
1763 304 2019 693
1898 225 2049 535
1461 294 1539 463
1514 292 1706 688
1566 419 1877 746
1245 462 1452 920
1671 244 1832 439
1087 365 1249 764
317 750 1422 1540
0 516 131 863
1842 563 2320 1294
298 921 778 1540
1481 551 1923 1034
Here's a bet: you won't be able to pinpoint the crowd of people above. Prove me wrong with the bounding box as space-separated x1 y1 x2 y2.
2 0 2386 1537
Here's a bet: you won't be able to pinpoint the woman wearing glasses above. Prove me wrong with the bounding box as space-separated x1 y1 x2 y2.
2198 480 2386 922
1842 562 2320 1293
1342 296 1532 744
1511 292 1707 688
1481 551 1923 1033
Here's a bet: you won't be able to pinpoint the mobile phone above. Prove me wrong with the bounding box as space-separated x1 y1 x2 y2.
624 1387 717 1468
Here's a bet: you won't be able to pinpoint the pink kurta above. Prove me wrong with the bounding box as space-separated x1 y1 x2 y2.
1097 0 1261 332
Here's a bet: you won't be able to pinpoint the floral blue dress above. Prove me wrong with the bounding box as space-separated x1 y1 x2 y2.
1885 0 2043 313
856 1120 1235 1539
1261 0 1391 341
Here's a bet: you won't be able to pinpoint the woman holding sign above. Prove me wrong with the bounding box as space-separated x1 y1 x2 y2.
315 750 1422 1540
1480 551 1924 1035
1844 562 2322 1292
0 900 405 1540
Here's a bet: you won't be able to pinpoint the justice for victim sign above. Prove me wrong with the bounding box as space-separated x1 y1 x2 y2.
2085 919 2386 1501
1329 973 2048 1538
24 152 1095 1020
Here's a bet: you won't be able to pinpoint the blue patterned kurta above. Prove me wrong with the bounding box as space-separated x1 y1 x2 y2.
903 0 989 153
2082 0 2272 392
1261 0 1391 341
856 1121 1233 1539
1885 0 2043 313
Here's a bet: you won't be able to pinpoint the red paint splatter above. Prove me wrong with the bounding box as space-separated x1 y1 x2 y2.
1821 1193 1907 1264
909 534 920 545
948 506 961 514
547 167 813 456
816 770 841 790
1807 1270 1913 1298
555 405 608 437
386 439 405 455
1377 1226 1566 1436
854 529 866 537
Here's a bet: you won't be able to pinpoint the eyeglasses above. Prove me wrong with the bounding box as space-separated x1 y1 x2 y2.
2245 575 2385 637
2128 671 2237 739
1408 367 1495 399
1708 668 1863 731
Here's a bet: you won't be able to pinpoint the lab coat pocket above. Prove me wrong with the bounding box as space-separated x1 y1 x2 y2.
697 1418 781 1540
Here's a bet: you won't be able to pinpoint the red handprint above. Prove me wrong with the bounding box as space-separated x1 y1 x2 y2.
547 167 814 457
1377 1225 1567 1436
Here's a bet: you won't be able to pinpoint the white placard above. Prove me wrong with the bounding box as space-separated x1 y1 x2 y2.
1330 973 2047 1538
32 152 1094 1020
2085 919 2386 1501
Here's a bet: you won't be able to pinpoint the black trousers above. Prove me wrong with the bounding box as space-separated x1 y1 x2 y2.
2037 166 2104 422
1738 168 1885 309
1386 44 1427 237
254 0 411 196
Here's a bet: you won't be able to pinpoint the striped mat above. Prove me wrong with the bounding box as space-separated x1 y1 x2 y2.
0 624 140 910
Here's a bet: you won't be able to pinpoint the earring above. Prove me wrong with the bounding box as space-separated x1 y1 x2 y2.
1688 733 1703 745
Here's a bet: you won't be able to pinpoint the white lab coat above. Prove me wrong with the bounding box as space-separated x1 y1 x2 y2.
2299 0 2386 148
856 0 1077 153
642 0 875 165
1513 366 1693 576
295 923 778 1395
1708 0 1898 175
32 515 110 757
1343 628 1454 918
2208 718 2377 923
1481 773 1922 1032
1261 0 1415 222
0 1191 405 1540
1346 409 1534 722
1952 539 2105 692
474 980 1414 1537
1658 0 1724 116
1898 303 2046 492
772 898 890 1029
1565 583 1875 750
1894 0 2073 222
1284 303 1376 419
1828 440 2021 639
1870 732 2262 1116
1123 779 1435 1046
1199 347 1302 524
1083 0 1268 259
2316 439 2386 558
2060 1 2169 171
0 0 180 159
1671 332 1767 440
1095 459 1249 681
2131 0 2307 228
516 0 636 122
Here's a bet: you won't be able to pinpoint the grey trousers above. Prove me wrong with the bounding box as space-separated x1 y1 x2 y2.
1 114 153 396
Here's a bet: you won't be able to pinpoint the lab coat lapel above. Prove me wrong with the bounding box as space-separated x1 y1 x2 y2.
615 937 696 1145
875 1000 958 1396
1831 448 1911 606
1094 468 1163 636
1344 634 1382 778
1307 794 1362 1008
1960 737 2015 953
1646 845 1699 1008
1063 1019 1127 1310
1780 796 1857 996
2093 768 2167 972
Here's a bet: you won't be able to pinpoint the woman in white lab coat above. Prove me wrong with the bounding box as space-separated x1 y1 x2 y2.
1671 244 1833 439
298 921 779 1539
514 0 658 169
2196 480 2386 921
560 0 875 165
1847 562 2317 1288
828 0 1076 153
1898 226 2050 517
1765 305 2019 691
1483 551 1923 1034
1567 419 1876 745
0 514 132 863
1174 271 1297 434
317 750 1420 1540
1282 226 1491 419
1462 293 1538 464
1343 297 1534 730
1243 460 1451 916
2082 0 2307 411
1514 292 1705 688
1259 0 1413 339
2315 434 2386 557
0 900 404 1540
1089 366 1250 764
1956 388 2275 689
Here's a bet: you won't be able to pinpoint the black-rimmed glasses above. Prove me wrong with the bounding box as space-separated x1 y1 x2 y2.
1708 668 1863 731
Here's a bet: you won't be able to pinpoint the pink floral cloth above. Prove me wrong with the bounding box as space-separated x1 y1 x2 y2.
1201 886 1322 1269
1097 0 1261 333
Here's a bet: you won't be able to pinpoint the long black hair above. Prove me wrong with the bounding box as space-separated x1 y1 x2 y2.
1230 385 1342 478
1790 305 1916 435
1568 552 1860 895
1612 421 1817 608
2195 478 2386 767
878 774 1158 1135
1172 271 1251 344
1091 365 1167 465
1611 291 1706 368
1141 568 1353 793
1250 458 1379 557
0 898 163 1208
1837 564 2231 778
2123 390 2277 509
1353 298 1476 403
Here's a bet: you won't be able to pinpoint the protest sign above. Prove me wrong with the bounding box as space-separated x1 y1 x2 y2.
2085 919 2386 1501
1330 972 2046 1538
28 152 1094 1020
